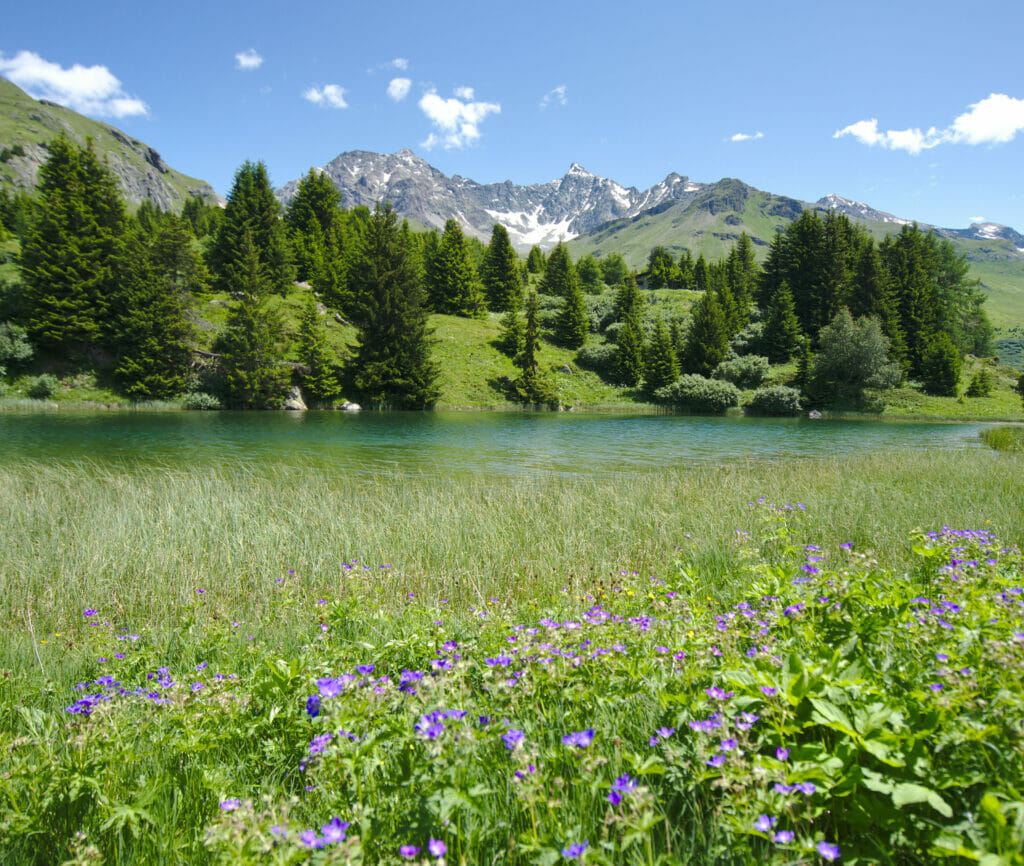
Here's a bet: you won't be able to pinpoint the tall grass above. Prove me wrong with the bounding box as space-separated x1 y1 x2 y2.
980 423 1024 452
2 450 1022 708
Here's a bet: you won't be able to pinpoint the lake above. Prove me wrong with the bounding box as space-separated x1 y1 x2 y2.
0 410 989 478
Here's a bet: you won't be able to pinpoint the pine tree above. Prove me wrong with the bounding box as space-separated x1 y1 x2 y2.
215 229 290 408
296 293 342 404
682 287 728 376
497 293 525 357
209 160 294 296
643 317 680 397
348 203 439 408
646 246 678 289
526 245 546 274
576 254 603 293
426 219 486 317
481 224 522 312
556 279 589 348
919 332 962 397
21 136 126 357
149 216 210 299
678 249 695 291
285 169 343 282
539 243 577 297
761 281 802 363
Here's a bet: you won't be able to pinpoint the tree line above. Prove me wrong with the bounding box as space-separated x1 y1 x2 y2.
0 136 1000 411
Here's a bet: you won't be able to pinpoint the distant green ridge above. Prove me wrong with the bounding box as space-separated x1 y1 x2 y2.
0 75 219 212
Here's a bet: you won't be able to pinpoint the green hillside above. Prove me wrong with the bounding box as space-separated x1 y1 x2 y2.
0 75 218 211
569 181 1024 331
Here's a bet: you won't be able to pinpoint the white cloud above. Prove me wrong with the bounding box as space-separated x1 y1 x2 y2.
969 215 986 224
835 93 1024 154
454 86 475 100
0 50 148 117
303 84 348 109
387 77 412 102
418 87 500 149
540 85 568 109
235 49 263 70
390 58 409 71
730 131 764 142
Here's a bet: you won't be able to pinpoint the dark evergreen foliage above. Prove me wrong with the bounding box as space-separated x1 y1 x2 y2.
643 317 680 397
426 219 485 317
761 282 802 363
296 293 343 404
919 331 962 397
481 224 521 312
510 291 558 406
539 243 577 297
682 287 728 376
555 279 589 349
348 203 439 408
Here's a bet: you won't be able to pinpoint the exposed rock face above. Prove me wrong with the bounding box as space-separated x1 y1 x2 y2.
283 386 307 411
276 149 704 250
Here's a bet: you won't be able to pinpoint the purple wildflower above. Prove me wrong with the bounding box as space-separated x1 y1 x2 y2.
776 747 790 761
562 841 588 859
774 830 794 843
754 814 776 832
306 695 320 718
816 840 840 861
321 818 349 843
562 728 595 748
399 844 420 858
503 728 525 749
428 838 447 857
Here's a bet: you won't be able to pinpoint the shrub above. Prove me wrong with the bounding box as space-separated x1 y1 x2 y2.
26 374 59 399
182 391 222 410
729 321 764 356
744 385 803 416
964 368 993 398
712 354 769 389
811 308 900 402
0 322 33 370
654 374 740 414
575 343 618 375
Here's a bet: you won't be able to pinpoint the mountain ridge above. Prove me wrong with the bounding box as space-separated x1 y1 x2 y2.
0 74 220 211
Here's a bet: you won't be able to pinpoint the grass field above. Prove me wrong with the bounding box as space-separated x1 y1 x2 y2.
1 450 1023 863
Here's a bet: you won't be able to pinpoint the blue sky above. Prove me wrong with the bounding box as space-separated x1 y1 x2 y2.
3 0 1023 230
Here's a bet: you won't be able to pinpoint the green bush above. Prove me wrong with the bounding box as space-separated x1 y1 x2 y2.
744 385 803 416
654 374 740 414
26 374 59 399
182 391 222 410
575 343 618 375
713 354 769 389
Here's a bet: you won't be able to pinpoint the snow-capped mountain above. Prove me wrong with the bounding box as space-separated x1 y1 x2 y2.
816 194 911 226
276 149 704 249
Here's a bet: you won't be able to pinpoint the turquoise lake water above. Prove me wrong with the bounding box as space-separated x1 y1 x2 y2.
0 410 988 478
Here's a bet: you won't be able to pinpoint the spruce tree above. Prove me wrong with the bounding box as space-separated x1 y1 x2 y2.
348 203 439 408
296 293 342 404
761 281 802 363
21 136 126 357
526 245 546 274
112 226 195 400
682 288 728 376
615 320 644 386
426 219 485 317
646 246 677 289
497 294 525 357
600 252 629 287
614 275 643 330
643 317 680 397
539 243 577 297
481 224 522 312
919 332 962 397
209 160 293 296
556 279 589 349
215 229 290 408
576 254 603 294
510 291 557 406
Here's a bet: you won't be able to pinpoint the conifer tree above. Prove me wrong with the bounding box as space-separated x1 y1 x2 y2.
526 245 546 274
646 246 678 289
600 252 629 287
149 216 210 299
692 254 709 294
643 317 680 397
296 293 342 404
614 275 643 330
556 279 589 349
919 332 962 396
348 203 439 408
286 169 344 283
112 226 195 399
481 224 522 312
761 281 802 363
682 286 728 376
21 136 126 356
678 249 696 291
215 229 290 408
426 219 486 317
510 291 557 406
615 320 645 386
539 243 577 297
576 254 603 293
209 160 293 296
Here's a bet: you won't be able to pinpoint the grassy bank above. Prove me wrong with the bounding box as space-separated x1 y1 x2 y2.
0 451 1022 863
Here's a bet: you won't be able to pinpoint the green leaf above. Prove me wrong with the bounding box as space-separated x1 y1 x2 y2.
892 782 952 817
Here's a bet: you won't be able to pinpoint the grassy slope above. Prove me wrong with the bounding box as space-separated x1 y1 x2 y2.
569 192 1024 332
0 75 217 209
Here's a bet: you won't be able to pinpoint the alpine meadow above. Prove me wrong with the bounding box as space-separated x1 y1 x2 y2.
2 1 1024 863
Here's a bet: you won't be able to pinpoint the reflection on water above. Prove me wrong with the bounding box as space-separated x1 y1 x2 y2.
0 410 985 478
